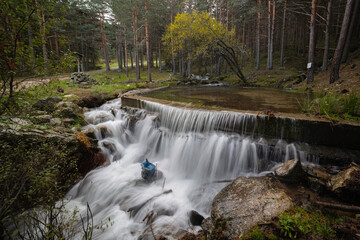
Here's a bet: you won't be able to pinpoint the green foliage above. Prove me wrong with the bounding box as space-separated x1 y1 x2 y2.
0 136 80 237
299 92 360 120
163 11 234 60
343 93 359 116
315 95 341 116
279 214 296 238
279 207 335 239
298 96 314 113
248 227 265 240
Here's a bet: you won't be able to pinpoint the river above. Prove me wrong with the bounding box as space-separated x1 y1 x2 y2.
64 97 312 239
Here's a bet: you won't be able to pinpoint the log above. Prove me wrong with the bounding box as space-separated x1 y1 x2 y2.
314 201 360 213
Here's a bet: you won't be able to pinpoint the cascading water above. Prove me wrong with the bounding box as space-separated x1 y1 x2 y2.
64 99 312 239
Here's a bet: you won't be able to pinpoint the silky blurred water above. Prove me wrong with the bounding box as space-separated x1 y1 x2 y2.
64 99 308 240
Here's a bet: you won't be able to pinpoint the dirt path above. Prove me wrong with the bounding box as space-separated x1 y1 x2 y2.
16 67 118 90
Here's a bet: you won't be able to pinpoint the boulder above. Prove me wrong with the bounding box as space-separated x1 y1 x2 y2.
189 210 204 226
203 176 294 238
50 118 62 126
274 158 307 182
33 115 52 124
82 127 96 139
303 164 332 192
33 97 62 112
329 164 360 203
97 126 110 138
10 118 32 126
58 107 77 119
70 72 99 85
62 118 75 127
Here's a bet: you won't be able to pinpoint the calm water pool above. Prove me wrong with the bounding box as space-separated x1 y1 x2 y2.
141 86 309 113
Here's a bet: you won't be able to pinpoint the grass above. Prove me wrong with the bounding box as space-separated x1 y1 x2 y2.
244 206 337 240
0 66 175 118
298 92 360 121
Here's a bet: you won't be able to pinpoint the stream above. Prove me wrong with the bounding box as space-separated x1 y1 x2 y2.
65 98 313 239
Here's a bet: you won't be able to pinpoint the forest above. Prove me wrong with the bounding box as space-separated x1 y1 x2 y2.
1 0 360 239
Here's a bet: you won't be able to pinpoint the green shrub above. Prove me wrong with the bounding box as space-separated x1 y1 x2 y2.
315 95 341 116
343 93 359 116
279 207 335 239
248 228 265 240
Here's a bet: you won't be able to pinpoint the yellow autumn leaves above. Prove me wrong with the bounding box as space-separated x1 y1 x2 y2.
163 12 235 59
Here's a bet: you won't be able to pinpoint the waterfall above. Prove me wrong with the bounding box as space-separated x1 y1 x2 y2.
63 98 311 239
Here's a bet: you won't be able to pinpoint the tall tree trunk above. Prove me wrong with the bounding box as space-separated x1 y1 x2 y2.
280 0 287 66
226 0 229 29
130 51 133 68
330 0 355 83
241 20 246 67
171 12 176 74
100 12 110 71
322 0 333 71
25 2 35 65
116 25 122 70
54 32 59 58
269 0 275 69
145 0 152 81
181 50 185 77
133 7 140 80
342 0 359 63
307 0 317 84
35 0 48 71
267 0 272 69
158 29 162 73
187 58 191 78
124 23 129 77
256 0 261 70
141 44 144 70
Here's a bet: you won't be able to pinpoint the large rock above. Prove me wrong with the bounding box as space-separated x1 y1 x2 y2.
33 97 62 112
70 72 99 85
189 210 204 226
303 164 332 192
203 176 294 239
274 158 307 182
329 164 360 203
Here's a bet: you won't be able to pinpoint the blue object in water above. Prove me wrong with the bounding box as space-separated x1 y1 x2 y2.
141 159 157 181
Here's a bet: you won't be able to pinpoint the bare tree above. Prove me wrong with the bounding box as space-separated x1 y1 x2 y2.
322 0 333 71
330 0 354 83
307 0 317 84
280 0 287 67
256 0 261 70
145 0 152 82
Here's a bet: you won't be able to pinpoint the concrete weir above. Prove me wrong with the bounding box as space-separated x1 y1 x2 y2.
121 93 360 164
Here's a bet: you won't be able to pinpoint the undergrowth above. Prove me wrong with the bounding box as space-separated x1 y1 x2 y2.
299 92 360 120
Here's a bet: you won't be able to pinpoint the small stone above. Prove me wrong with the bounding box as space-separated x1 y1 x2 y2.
33 115 52 124
274 158 307 182
33 97 62 111
330 164 360 203
189 210 204 226
63 118 75 126
82 127 96 139
71 127 80 132
10 118 32 126
58 107 77 118
50 118 62 126
57 86 64 93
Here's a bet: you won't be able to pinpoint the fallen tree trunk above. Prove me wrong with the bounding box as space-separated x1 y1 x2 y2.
314 201 360 213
